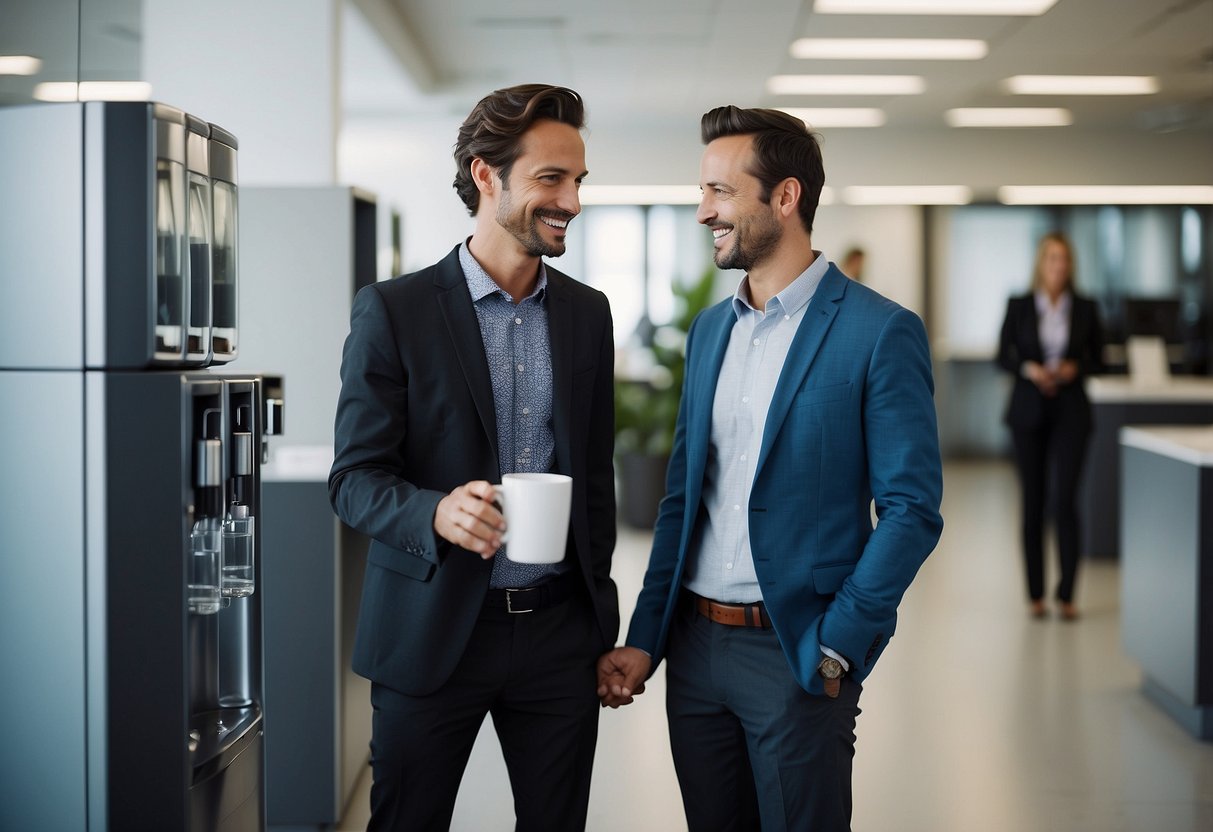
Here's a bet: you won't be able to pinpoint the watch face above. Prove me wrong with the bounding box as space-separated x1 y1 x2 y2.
819 658 843 679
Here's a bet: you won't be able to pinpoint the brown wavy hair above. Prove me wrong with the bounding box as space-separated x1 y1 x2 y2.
453 84 585 216
700 105 825 233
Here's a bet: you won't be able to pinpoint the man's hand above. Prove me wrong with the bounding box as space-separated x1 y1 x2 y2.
434 480 505 558
597 647 652 708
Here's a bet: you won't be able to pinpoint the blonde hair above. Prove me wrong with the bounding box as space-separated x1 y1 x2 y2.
1031 231 1075 293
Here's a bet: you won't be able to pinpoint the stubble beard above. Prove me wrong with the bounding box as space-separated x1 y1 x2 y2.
496 191 567 258
714 209 781 272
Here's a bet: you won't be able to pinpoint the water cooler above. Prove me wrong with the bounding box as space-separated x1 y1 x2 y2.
0 100 271 832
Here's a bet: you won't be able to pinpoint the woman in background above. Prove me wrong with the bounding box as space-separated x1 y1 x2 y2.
998 232 1104 620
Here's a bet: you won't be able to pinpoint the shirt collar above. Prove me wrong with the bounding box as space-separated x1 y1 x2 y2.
731 250 828 320
1034 289 1072 315
459 240 548 303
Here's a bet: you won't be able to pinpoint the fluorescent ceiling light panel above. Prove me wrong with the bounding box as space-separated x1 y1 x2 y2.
946 107 1071 127
768 75 925 95
791 38 987 60
0 55 42 75
842 185 972 204
1004 75 1159 95
813 0 1058 14
33 81 153 102
998 186 1213 204
779 108 887 127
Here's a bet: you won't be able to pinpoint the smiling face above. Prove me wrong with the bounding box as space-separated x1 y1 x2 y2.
492 119 586 258
696 134 782 272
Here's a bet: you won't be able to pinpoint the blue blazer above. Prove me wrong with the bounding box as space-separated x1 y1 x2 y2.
625 265 944 695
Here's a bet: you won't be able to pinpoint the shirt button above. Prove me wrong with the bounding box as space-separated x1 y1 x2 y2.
733 504 740 511
515 318 522 325
785 314 790 321
740 454 747 462
752 338 760 346
726 563 734 570
522 407 530 415
517 364 524 372
742 396 749 404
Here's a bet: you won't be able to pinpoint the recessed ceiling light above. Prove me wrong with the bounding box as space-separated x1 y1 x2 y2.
778 108 887 127
813 0 1058 14
33 81 153 102
842 185 972 204
1004 75 1159 95
998 186 1213 204
946 108 1072 127
768 75 925 95
0 55 42 75
791 38 987 60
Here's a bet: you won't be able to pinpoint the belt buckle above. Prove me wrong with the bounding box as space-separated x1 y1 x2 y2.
505 587 536 614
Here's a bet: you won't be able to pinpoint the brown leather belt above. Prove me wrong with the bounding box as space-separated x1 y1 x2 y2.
693 593 772 629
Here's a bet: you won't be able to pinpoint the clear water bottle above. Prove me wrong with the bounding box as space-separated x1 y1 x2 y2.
188 516 222 614
221 503 255 598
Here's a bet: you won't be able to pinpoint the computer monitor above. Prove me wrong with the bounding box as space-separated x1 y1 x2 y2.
1122 298 1183 343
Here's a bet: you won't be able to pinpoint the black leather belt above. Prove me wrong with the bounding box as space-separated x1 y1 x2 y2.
484 572 576 614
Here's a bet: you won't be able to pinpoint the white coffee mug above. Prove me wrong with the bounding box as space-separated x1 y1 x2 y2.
494 473 572 564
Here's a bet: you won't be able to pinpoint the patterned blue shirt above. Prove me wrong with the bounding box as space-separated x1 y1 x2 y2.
459 242 564 588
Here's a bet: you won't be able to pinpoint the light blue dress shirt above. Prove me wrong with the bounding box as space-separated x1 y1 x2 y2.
683 251 829 604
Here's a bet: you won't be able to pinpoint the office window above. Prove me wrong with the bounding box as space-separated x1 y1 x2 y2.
937 204 1213 371
565 204 719 348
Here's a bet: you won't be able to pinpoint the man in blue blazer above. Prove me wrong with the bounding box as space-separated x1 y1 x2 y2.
598 106 944 831
330 85 618 831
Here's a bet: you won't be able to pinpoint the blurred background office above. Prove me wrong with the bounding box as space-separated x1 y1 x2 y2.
2 1 1212 830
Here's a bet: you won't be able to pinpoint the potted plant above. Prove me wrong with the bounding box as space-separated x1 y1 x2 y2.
615 265 718 528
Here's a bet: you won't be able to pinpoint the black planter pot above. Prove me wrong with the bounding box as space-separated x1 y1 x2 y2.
617 451 671 529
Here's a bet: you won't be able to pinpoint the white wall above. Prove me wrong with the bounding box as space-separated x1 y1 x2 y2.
142 0 340 185
813 205 924 317
339 115 472 272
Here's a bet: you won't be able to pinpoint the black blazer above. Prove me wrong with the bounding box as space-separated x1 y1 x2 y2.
329 245 619 696
997 292 1104 431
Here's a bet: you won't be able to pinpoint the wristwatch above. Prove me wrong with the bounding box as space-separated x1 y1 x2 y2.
818 656 844 699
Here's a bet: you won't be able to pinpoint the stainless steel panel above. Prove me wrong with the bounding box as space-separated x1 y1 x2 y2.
0 371 87 830
0 105 84 370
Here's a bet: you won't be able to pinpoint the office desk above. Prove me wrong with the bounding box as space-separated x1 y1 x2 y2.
1081 377 1213 558
1120 426 1213 741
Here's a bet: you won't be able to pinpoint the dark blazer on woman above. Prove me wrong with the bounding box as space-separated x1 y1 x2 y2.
328 245 619 697
997 292 1104 430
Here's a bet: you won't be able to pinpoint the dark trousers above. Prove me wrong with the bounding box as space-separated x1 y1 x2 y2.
1011 401 1090 603
665 599 862 832
366 593 601 832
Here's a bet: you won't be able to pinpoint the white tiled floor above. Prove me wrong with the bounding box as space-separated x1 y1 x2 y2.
337 459 1213 831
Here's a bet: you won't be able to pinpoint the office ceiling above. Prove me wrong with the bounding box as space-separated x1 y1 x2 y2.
344 0 1213 134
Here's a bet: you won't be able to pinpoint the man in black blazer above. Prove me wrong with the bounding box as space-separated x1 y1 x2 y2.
329 84 618 831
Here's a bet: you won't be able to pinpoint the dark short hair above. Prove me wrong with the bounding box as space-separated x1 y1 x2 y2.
701 105 825 233
453 84 585 216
